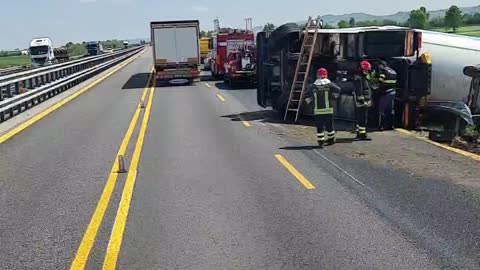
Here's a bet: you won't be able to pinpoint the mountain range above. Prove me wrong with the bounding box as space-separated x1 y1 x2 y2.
253 5 480 31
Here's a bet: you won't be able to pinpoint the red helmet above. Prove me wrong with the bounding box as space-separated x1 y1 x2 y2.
317 68 328 78
360 60 372 71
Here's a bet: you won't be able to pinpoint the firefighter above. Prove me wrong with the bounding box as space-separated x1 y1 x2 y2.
353 60 373 140
306 68 341 147
372 61 397 130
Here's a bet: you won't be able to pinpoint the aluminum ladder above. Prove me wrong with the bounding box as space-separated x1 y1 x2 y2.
284 16 322 122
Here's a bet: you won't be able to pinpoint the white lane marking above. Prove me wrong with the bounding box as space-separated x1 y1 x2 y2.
313 149 375 194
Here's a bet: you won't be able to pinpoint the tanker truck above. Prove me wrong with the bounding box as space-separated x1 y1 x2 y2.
420 31 480 124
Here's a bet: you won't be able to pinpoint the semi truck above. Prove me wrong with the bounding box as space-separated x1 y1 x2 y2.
29 37 70 67
210 27 255 79
86 41 104 56
123 40 129 49
256 24 432 130
150 20 201 84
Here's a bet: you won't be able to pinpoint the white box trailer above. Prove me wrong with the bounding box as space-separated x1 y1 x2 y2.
150 20 200 84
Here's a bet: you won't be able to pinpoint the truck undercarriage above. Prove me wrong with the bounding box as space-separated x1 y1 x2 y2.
257 23 432 130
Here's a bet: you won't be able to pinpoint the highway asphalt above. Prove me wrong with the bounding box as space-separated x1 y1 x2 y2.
0 48 479 269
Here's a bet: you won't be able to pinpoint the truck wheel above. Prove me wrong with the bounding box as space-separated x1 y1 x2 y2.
269 23 301 51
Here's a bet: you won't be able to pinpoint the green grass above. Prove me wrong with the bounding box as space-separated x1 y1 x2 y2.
431 25 480 37
0 55 31 69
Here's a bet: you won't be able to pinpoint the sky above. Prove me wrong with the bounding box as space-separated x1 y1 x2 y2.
1 0 479 50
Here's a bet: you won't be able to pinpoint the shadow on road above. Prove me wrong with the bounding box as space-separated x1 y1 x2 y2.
279 145 322 150
221 110 287 124
122 73 152 89
215 82 255 90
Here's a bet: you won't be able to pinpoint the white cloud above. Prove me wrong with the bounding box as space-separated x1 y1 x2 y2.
192 5 209 12
80 0 97 3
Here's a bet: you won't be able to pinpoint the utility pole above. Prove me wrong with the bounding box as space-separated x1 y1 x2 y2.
214 17 220 32
244 18 253 32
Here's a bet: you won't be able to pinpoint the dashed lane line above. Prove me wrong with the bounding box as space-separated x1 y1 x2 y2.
275 154 316 190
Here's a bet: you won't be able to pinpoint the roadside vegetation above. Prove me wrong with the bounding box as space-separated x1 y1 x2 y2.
0 55 30 69
0 39 128 68
453 124 480 154
335 5 480 38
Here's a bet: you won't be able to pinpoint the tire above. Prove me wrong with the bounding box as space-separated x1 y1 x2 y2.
269 23 301 52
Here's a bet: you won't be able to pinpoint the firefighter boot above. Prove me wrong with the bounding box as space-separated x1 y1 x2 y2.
355 126 371 141
317 132 325 148
326 131 336 146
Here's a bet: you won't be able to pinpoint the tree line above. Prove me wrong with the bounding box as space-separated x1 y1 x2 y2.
260 5 479 34
337 5 477 33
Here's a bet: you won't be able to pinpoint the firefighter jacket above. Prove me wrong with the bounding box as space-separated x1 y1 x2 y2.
306 78 341 115
353 73 372 107
371 65 398 94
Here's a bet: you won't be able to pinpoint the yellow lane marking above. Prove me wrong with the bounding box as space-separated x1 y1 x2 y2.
69 69 153 270
204 83 212 88
274 154 316 190
242 121 251 127
396 128 480 162
0 49 146 144
102 85 156 270
216 94 226 102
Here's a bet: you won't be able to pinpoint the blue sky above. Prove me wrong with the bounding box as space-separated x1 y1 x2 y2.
1 0 479 49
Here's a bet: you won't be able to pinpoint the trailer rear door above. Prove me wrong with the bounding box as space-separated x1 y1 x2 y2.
175 26 199 64
153 28 177 65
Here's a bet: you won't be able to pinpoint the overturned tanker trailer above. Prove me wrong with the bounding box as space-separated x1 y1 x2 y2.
256 23 432 129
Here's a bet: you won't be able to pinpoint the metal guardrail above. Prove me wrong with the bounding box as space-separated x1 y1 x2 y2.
0 49 134 88
0 46 142 101
0 66 31 77
0 46 144 122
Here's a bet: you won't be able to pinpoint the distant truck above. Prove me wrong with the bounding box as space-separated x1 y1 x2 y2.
86 41 104 56
150 20 201 84
123 40 129 49
29 37 70 67
211 27 255 79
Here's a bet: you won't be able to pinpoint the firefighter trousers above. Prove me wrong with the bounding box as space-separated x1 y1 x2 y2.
314 114 335 142
356 106 368 137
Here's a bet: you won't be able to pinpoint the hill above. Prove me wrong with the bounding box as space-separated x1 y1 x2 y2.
253 5 480 30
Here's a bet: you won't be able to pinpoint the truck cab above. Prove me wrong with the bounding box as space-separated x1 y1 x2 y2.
86 41 103 56
224 50 255 87
256 24 431 129
29 37 55 67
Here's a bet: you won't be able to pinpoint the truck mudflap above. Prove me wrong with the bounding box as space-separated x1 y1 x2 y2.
156 68 200 81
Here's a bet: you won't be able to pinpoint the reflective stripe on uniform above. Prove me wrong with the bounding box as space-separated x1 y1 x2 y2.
314 108 333 114
326 131 335 138
379 78 397 84
317 133 325 141
358 126 366 134
324 91 329 109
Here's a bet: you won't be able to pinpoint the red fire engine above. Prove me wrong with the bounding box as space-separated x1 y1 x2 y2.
210 28 255 78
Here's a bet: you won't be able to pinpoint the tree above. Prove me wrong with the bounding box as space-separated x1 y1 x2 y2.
349 17 355 27
337 20 349 28
429 17 445 28
323 23 335 29
445 5 463 32
65 42 74 47
263 23 275 32
382 19 398 26
408 7 428 29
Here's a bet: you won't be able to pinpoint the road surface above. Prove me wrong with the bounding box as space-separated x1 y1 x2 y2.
1 48 479 269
